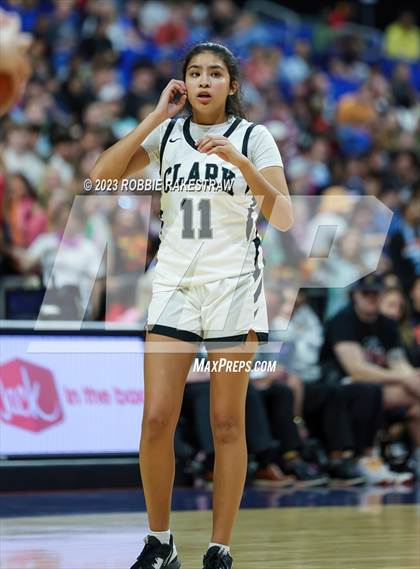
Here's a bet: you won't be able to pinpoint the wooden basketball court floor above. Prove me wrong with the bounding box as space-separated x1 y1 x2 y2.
1 488 419 569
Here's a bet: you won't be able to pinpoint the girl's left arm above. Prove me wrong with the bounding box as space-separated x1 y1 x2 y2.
238 159 293 232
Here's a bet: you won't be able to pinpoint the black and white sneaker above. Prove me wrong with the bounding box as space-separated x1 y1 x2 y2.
130 535 181 568
202 546 233 569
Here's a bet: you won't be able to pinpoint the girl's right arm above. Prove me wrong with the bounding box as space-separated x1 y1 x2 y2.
89 79 187 182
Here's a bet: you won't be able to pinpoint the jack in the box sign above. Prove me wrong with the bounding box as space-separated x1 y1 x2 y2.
0 359 64 432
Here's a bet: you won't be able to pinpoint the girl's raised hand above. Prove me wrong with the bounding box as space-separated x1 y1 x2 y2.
153 79 187 121
196 135 246 168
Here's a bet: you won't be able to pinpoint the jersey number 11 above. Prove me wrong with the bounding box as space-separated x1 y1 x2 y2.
180 198 213 239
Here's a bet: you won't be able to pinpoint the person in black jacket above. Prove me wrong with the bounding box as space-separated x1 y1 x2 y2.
320 274 420 478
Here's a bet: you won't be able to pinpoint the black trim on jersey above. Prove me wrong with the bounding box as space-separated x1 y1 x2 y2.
252 234 262 281
254 279 263 303
223 116 243 138
242 123 257 194
146 324 202 343
183 116 242 150
159 118 178 175
246 196 257 241
159 208 164 236
253 235 261 266
242 123 257 157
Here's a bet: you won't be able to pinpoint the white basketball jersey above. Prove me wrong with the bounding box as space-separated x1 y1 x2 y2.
142 115 283 289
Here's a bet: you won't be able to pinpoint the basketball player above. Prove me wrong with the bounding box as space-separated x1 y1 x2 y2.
91 43 293 569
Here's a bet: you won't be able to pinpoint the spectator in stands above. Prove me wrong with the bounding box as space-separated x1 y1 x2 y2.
391 151 419 191
125 61 160 120
246 380 329 487
336 82 377 156
409 277 420 364
104 202 149 321
48 130 77 186
380 283 420 474
12 199 104 320
209 0 237 38
269 288 397 485
391 62 418 109
278 39 312 88
388 188 420 294
251 369 367 486
154 4 188 46
385 11 420 62
2 124 46 188
320 274 420 477
244 45 280 90
314 228 369 318
4 173 47 249
303 186 352 258
327 2 355 29
380 286 419 367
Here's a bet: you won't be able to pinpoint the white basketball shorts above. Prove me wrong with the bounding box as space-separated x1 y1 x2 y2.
145 272 268 347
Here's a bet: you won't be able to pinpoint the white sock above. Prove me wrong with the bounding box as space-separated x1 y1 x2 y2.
148 529 171 544
209 542 230 554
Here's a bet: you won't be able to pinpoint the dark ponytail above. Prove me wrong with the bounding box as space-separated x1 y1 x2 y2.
181 42 247 119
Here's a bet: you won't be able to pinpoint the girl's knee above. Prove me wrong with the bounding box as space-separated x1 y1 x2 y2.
142 408 175 441
212 413 243 445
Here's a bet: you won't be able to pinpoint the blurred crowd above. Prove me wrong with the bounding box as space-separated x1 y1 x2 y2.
0 0 419 483
0 0 418 320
